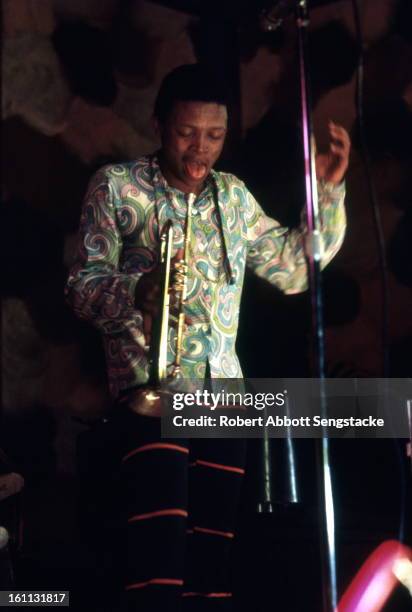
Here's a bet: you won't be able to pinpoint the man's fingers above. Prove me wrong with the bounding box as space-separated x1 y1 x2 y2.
316 122 350 183
172 248 184 264
142 300 159 316
331 135 350 153
328 122 351 150
330 131 349 147
143 312 152 346
135 267 161 311
330 143 345 156
146 285 160 300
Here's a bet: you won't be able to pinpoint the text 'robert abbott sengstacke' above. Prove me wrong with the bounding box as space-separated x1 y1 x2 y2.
160 379 412 438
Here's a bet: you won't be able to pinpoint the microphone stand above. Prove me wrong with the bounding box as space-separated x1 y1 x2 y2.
257 1 338 607
295 2 337 611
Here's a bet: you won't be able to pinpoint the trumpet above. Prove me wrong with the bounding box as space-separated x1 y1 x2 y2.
128 192 196 416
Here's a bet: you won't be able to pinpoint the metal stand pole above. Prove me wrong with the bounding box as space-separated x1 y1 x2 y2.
295 2 337 610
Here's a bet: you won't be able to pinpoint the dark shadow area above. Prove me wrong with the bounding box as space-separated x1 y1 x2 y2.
52 21 117 107
388 207 412 289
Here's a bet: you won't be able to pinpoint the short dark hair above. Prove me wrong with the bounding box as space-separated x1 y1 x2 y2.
154 64 229 123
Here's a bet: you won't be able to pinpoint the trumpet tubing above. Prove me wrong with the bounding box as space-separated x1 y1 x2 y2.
149 192 195 384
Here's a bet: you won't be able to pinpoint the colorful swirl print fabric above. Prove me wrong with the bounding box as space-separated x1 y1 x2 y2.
65 155 346 398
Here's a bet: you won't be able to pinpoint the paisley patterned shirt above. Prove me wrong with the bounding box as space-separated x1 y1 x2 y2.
65 154 346 398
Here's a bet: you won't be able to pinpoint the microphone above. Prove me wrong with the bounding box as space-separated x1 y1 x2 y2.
260 0 297 32
259 0 345 31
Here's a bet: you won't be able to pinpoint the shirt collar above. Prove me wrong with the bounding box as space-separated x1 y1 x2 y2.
151 153 214 204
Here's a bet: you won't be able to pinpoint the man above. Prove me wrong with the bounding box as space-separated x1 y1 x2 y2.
66 64 349 611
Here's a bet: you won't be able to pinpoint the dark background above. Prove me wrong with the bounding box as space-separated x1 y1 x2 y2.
1 0 411 610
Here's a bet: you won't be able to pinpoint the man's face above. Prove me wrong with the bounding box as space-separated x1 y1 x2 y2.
157 100 228 194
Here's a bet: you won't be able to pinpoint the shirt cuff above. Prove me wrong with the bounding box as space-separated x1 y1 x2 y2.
318 179 346 197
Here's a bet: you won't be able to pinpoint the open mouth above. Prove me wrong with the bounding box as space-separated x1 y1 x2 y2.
183 160 208 181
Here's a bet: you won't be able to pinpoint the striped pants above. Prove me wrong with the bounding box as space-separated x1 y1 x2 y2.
116 408 246 612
